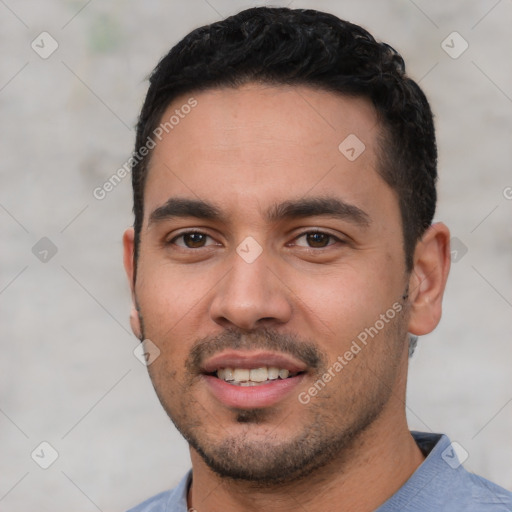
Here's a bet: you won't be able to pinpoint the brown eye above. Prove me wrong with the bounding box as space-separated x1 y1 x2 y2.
306 232 331 248
183 233 207 248
294 231 337 248
170 232 214 249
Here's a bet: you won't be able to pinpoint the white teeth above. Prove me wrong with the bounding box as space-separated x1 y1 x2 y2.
215 366 297 384
278 369 290 379
249 367 268 382
217 368 235 381
268 367 279 380
233 368 250 382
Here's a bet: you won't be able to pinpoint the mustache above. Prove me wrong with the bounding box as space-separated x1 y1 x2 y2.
186 327 326 374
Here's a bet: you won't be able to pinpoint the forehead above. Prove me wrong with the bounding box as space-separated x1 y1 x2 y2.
143 84 394 224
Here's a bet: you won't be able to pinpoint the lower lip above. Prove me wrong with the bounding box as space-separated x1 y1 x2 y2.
203 374 305 409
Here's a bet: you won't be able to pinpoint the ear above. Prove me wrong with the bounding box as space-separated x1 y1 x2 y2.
123 228 142 340
407 222 451 336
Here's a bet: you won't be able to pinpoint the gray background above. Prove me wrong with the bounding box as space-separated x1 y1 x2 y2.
1 1 511 511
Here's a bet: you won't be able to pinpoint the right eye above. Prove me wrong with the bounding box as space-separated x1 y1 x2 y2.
168 231 217 249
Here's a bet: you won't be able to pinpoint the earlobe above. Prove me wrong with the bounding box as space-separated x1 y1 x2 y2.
407 222 451 336
123 228 142 339
130 303 142 340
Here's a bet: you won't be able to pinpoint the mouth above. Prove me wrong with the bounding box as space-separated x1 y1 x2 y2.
200 351 307 408
212 366 302 386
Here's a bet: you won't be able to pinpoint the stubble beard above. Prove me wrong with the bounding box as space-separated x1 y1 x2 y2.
139 300 409 486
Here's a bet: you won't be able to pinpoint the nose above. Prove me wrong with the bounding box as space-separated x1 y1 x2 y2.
209 249 293 331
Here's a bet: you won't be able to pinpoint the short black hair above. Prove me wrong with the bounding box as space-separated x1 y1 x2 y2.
131 7 437 272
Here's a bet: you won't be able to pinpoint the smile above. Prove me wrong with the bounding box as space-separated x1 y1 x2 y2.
200 351 308 408
215 367 300 386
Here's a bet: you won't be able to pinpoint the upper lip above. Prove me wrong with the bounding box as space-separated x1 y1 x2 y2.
201 351 308 374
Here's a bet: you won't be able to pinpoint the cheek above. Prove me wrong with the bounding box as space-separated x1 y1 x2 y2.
135 268 190 354
137 260 208 319
135 258 223 367
295 258 401 344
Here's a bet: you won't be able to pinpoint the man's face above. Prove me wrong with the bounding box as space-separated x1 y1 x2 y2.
126 84 413 483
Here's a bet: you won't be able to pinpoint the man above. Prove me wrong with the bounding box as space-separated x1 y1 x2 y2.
123 7 512 512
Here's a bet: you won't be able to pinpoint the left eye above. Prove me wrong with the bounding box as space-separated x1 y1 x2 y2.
170 232 215 249
294 231 338 248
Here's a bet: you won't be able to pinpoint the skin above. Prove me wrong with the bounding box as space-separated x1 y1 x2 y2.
123 84 451 512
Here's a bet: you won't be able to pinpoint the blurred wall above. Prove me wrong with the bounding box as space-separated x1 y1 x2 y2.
1 1 511 510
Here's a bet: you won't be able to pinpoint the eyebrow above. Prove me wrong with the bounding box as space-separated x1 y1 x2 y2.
148 196 370 228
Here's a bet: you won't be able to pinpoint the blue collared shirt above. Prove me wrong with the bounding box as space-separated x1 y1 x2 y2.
127 432 512 511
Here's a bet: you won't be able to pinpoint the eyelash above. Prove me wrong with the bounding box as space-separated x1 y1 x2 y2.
167 230 343 249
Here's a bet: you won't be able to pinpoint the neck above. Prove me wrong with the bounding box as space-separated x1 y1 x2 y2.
188 415 425 512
